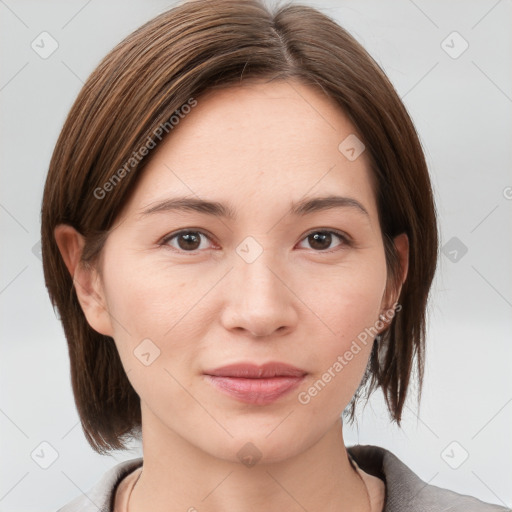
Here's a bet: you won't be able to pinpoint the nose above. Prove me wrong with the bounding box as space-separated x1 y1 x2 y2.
220 254 298 339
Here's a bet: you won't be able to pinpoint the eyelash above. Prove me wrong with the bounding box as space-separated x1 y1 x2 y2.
159 228 352 254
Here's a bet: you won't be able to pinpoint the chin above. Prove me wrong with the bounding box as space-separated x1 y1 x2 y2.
197 421 318 467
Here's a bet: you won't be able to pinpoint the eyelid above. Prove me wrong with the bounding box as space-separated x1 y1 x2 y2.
303 228 351 242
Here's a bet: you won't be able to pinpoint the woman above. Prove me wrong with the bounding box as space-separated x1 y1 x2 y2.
41 0 507 510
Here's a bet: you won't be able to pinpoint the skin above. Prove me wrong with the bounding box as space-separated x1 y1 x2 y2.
55 79 408 512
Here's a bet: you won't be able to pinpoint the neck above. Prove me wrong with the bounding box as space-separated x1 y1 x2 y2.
129 408 369 512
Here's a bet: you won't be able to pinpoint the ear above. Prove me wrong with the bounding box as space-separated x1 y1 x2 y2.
393 232 409 292
380 233 409 320
54 224 114 337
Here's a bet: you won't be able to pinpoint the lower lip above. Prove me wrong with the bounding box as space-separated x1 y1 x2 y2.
204 375 305 405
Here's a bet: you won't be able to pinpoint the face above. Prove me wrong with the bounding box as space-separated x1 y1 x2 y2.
81 79 402 463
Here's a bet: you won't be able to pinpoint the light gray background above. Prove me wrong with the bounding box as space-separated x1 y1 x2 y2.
1 0 511 510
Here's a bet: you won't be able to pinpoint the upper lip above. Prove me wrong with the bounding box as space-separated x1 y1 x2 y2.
204 362 307 378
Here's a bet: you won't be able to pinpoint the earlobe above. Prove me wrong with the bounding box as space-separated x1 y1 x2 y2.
53 224 114 337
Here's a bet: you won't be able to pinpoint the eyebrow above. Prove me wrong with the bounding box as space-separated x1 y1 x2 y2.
139 194 369 219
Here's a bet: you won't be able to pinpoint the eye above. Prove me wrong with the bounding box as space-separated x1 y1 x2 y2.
161 230 215 252
160 228 350 254
297 230 349 252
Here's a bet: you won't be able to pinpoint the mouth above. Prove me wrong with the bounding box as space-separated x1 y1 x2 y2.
203 362 307 405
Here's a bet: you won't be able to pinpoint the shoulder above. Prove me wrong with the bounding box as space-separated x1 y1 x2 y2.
347 444 510 512
56 457 143 512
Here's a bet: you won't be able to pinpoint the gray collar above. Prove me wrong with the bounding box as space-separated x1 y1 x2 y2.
348 444 509 512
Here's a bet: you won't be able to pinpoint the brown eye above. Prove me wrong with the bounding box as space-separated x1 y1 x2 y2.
298 230 347 252
163 230 212 252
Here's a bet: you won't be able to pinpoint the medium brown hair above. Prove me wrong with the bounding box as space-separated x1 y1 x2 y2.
41 0 438 454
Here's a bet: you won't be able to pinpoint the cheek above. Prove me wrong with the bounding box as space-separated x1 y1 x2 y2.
294 256 387 410
302 254 387 346
99 250 225 400
99 260 201 407
102 249 208 340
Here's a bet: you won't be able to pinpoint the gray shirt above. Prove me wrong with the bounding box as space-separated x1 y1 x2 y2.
57 444 510 511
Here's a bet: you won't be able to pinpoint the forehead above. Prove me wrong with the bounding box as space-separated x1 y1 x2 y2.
117 79 378 224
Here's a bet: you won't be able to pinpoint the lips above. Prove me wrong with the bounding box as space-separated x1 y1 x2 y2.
203 362 307 405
